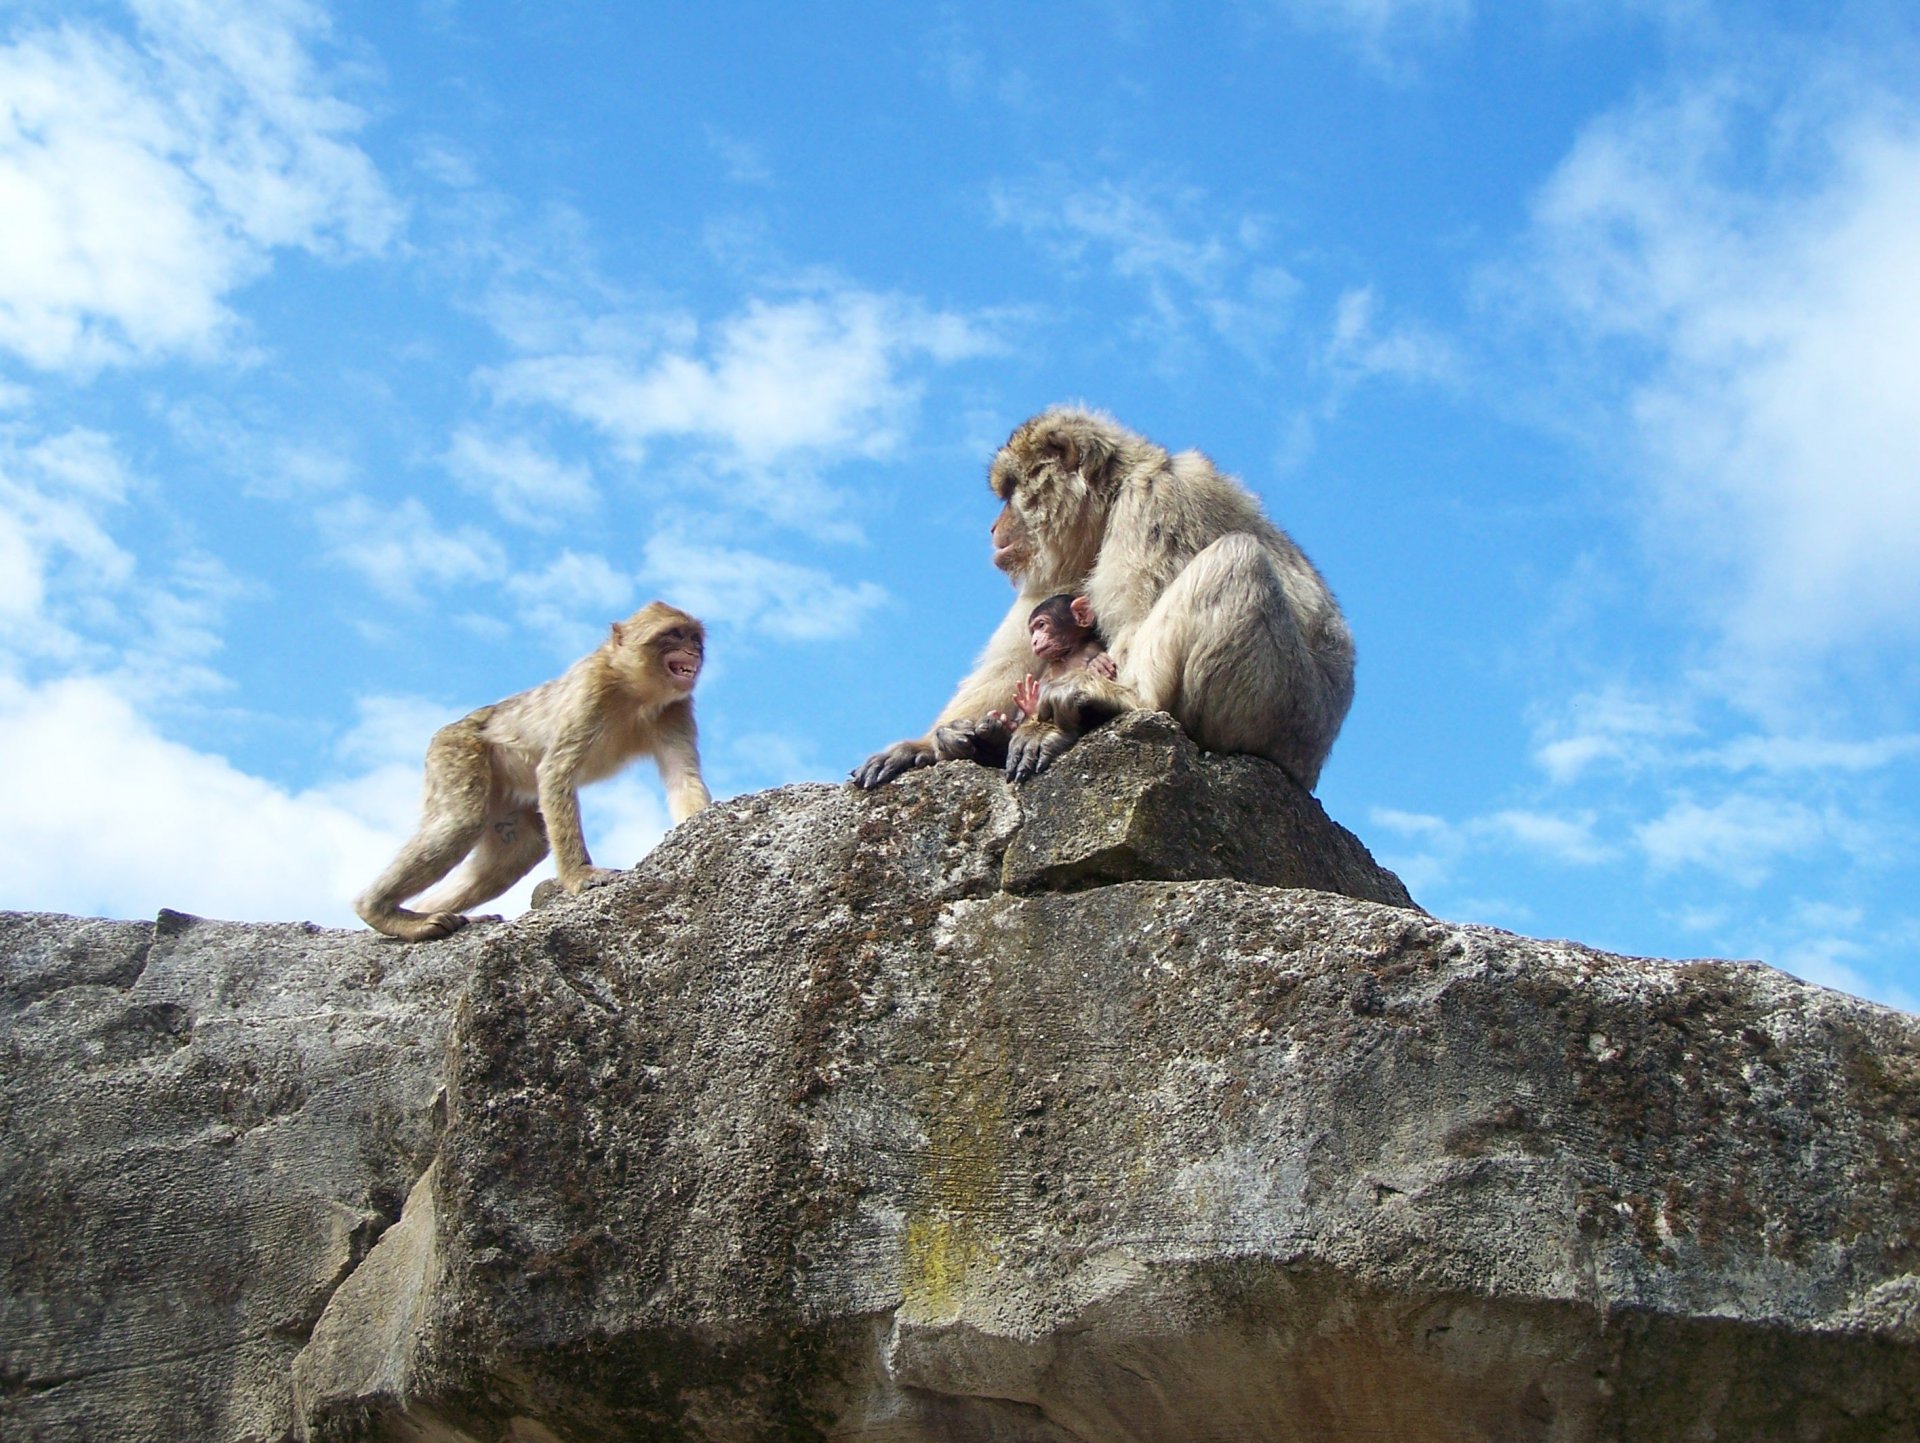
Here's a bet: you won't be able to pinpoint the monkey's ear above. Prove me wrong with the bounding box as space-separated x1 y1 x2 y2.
1035 423 1080 473
610 620 628 645
1069 595 1096 629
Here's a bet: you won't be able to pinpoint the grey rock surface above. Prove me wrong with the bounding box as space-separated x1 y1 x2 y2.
0 909 466 1442
5 714 1918 1442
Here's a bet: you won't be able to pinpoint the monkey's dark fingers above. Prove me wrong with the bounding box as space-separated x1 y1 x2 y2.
851 740 935 789
1006 723 1074 783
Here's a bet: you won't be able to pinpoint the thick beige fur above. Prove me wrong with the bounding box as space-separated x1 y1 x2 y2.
854 407 1354 789
355 601 711 942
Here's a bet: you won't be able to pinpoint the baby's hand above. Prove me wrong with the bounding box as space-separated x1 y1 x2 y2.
1088 652 1117 679
1013 673 1041 716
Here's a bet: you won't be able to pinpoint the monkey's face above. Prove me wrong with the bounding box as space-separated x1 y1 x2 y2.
656 631 703 693
1028 613 1078 662
987 416 1109 588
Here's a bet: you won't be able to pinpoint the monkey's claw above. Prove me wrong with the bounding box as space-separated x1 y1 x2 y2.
851 741 934 789
1005 723 1073 783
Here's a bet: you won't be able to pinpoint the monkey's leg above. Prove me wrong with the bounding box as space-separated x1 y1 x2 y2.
355 814 488 941
1123 532 1332 786
413 807 549 915
355 723 492 942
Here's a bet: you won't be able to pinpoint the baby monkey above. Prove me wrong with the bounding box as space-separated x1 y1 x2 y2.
355 601 711 942
935 593 1116 773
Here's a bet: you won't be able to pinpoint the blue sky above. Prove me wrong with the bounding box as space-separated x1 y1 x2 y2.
3 0 1917 1009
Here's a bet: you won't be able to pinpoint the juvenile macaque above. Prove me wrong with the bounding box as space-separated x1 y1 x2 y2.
934 593 1118 773
355 602 711 942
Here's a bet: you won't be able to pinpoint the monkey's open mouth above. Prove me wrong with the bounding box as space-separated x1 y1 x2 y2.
667 657 700 683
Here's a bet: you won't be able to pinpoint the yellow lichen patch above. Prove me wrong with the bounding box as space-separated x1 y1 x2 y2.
901 1215 981 1321
901 1069 1010 1321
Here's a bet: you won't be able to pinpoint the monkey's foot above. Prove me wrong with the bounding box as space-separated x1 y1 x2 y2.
1006 722 1075 783
933 720 981 761
370 910 471 943
564 866 623 894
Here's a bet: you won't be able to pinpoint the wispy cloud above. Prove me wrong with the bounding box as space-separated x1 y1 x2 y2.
488 290 996 461
638 534 887 642
0 1 400 371
1514 78 1920 677
990 172 1301 361
316 494 506 604
444 427 598 528
1260 0 1473 70
1633 793 1848 887
505 549 636 652
484 287 999 536
1325 285 1458 385
0 423 236 696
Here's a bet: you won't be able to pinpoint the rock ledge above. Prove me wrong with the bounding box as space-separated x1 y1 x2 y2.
4 716 1918 1442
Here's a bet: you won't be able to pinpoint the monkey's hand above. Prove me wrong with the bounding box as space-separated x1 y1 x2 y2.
1006 720 1075 782
851 738 936 789
1087 652 1117 679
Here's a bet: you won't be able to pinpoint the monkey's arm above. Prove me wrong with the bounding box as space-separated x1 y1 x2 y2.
653 699 712 824
853 596 1037 788
535 726 604 891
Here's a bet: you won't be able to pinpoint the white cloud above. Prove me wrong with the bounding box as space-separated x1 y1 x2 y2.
1477 808 1614 865
639 534 887 642
0 673 396 925
317 494 506 603
1519 81 1920 671
0 671 673 929
444 428 598 528
0 2 399 371
487 289 997 470
1634 793 1838 886
1710 733 1920 774
333 692 456 770
1530 683 1920 787
1370 806 1454 841
0 426 135 653
505 550 637 651
1529 684 1701 783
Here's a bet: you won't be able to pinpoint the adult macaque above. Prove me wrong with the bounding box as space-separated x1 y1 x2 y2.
934 592 1119 776
355 602 711 942
852 407 1353 789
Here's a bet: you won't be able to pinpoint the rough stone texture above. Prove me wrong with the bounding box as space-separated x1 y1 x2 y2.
1001 713 1418 908
0 909 467 1443
5 715 1919 1442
